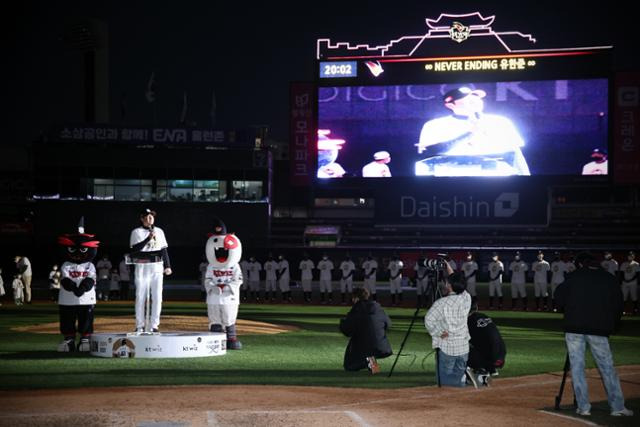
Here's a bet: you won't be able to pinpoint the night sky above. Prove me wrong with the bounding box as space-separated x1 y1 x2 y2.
8 1 632 144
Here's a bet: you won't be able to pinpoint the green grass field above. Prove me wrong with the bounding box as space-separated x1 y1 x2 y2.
0 301 639 390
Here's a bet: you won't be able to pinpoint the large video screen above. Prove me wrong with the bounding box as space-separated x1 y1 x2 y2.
317 79 608 178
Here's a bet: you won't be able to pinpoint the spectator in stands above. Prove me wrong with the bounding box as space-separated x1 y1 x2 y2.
48 264 61 302
555 252 633 417
14 255 32 304
339 287 392 374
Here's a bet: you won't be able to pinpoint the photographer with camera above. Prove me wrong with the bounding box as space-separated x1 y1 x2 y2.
555 252 632 417
339 287 392 374
424 262 472 387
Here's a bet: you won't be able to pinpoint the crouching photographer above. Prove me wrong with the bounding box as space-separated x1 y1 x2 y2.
339 287 392 374
466 302 506 387
424 270 471 387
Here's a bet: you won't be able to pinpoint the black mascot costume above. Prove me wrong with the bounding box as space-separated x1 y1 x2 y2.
57 217 100 352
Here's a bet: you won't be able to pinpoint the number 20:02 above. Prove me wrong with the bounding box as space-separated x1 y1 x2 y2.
324 64 352 75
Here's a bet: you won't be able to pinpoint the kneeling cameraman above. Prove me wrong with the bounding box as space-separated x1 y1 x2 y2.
467 303 506 387
424 270 471 387
339 287 392 374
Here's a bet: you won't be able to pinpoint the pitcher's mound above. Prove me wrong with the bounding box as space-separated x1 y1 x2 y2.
14 316 299 335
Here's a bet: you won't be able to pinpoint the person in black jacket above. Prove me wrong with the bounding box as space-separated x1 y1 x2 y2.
555 252 633 417
467 303 506 386
339 287 392 374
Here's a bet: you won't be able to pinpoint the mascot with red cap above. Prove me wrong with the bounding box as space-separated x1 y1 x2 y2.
205 218 243 350
56 217 100 352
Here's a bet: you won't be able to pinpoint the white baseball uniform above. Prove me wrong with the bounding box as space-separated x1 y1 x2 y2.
488 260 504 297
205 264 242 327
532 260 550 297
247 261 262 292
317 259 334 293
509 260 528 298
278 259 290 292
239 260 250 289
299 259 314 292
362 259 378 295
550 260 569 297
601 259 619 276
620 260 639 301
339 260 355 293
461 261 478 296
59 262 97 306
130 226 168 330
388 259 404 294
415 261 429 295
264 260 278 292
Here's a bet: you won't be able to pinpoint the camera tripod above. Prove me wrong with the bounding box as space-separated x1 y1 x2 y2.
388 268 444 386
554 353 577 410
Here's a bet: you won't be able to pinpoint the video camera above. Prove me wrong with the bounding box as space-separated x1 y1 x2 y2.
419 253 449 271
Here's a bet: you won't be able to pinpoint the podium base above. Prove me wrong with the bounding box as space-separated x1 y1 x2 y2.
90 331 227 358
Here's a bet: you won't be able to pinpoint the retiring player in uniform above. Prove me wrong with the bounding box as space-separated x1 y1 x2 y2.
277 254 292 303
263 254 278 302
387 255 404 306
339 254 356 304
508 251 528 310
362 254 378 301
56 218 100 352
532 251 551 311
488 253 504 310
461 252 479 305
620 251 639 314
317 254 334 304
129 208 172 333
247 256 262 302
415 255 430 307
299 254 314 303
550 252 569 312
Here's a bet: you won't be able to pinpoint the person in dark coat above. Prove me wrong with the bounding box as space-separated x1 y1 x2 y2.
467 303 506 386
339 287 392 373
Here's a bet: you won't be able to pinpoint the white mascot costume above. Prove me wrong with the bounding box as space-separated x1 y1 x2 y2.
205 218 243 350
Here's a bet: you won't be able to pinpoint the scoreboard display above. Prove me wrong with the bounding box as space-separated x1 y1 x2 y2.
315 45 612 179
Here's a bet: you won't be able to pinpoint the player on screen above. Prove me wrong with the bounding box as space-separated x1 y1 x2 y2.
416 86 530 176
581 148 608 175
317 129 346 178
362 151 392 177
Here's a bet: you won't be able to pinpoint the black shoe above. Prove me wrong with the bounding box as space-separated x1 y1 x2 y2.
152 328 159 333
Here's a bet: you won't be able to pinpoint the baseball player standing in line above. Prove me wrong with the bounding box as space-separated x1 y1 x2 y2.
277 254 292 303
238 257 250 302
247 256 262 302
362 254 378 301
508 251 528 310
263 254 278 302
601 251 619 276
415 254 430 307
550 251 569 312
317 254 334 304
388 255 404 306
488 253 504 310
532 251 551 311
299 253 314 303
339 254 356 304
620 251 639 314
129 208 171 333
461 252 479 305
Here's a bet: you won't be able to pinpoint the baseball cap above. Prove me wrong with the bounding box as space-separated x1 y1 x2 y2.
591 148 607 158
373 151 390 160
443 86 486 104
139 208 156 217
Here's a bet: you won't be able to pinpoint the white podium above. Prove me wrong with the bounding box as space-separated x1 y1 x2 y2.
90 331 227 358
